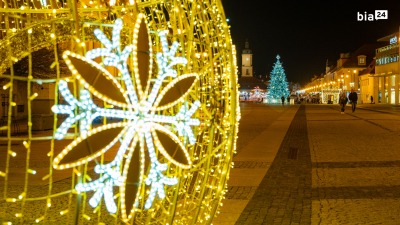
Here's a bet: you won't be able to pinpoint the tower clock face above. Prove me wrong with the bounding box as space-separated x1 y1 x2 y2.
242 55 250 66
0 1 239 224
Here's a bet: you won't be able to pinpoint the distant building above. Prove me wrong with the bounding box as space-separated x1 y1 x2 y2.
305 42 385 104
358 60 376 104
241 39 253 77
303 30 400 106
334 42 384 93
374 32 399 104
238 40 268 102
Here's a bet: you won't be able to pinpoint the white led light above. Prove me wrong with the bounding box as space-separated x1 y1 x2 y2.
39 0 47 7
86 18 137 105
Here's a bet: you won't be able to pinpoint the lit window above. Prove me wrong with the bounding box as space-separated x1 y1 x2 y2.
358 57 365 65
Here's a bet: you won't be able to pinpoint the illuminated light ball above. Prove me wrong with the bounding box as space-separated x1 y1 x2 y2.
0 0 239 224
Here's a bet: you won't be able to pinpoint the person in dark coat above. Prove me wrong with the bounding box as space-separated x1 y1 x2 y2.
281 96 285 105
339 92 348 114
348 89 358 112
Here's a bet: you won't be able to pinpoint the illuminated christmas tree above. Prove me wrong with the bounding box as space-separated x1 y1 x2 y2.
268 55 290 100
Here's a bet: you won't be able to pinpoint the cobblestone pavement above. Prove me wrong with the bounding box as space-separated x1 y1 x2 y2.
2 103 399 224
215 103 400 225
235 104 311 225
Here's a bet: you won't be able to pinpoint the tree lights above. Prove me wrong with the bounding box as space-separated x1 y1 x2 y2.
268 54 290 100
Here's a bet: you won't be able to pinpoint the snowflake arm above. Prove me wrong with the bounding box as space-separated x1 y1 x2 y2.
143 130 179 209
85 19 137 105
93 29 113 49
144 162 178 209
57 80 80 105
52 81 101 139
146 31 188 105
75 167 123 213
73 127 135 212
104 180 118 213
174 101 201 144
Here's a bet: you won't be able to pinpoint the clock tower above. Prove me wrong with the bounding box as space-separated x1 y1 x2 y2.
241 39 253 77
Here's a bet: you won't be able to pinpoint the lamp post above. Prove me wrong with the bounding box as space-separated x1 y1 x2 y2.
350 69 356 89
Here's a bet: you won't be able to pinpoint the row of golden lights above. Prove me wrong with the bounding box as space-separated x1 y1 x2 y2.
8 0 135 10
301 69 357 92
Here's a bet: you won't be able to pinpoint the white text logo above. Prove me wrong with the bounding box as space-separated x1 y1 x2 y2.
357 10 388 21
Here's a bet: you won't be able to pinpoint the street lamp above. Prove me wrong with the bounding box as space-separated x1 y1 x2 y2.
350 69 356 88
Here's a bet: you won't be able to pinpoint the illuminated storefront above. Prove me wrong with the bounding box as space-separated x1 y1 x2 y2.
374 32 400 104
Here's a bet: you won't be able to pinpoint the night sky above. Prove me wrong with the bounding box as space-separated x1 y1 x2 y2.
221 0 400 85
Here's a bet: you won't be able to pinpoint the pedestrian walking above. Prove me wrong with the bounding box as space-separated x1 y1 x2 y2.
281 96 285 106
339 92 348 114
370 95 374 104
348 89 358 112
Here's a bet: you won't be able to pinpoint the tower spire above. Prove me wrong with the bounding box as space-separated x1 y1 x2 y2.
241 39 253 77
326 59 330 73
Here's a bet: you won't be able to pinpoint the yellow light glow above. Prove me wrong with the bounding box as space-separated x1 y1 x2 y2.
59 209 69 215
27 169 37 175
8 150 16 157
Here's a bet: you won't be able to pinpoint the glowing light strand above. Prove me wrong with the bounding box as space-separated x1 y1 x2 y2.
147 30 188 105
85 18 137 105
144 130 178 209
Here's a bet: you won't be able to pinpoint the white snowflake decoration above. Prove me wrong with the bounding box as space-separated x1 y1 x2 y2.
51 14 200 221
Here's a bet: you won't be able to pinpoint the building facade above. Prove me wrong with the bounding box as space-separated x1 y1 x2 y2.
303 30 400 106
238 40 267 102
359 60 376 104
374 32 399 104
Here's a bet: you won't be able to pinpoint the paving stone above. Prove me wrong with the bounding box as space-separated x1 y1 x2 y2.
228 104 400 225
